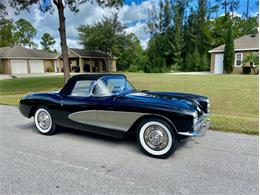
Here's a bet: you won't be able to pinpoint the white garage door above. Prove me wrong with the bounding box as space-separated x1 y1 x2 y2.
214 54 224 74
10 60 28 74
29 60 44 73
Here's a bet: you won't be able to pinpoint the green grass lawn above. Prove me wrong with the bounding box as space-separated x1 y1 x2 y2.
0 73 258 135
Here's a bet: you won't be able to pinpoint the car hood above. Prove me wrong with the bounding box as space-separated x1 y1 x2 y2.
120 91 204 115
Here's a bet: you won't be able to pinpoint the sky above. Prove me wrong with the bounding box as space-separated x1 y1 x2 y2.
4 0 259 51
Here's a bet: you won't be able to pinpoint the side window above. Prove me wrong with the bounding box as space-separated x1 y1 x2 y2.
92 76 134 97
107 79 124 93
92 79 112 96
70 80 94 97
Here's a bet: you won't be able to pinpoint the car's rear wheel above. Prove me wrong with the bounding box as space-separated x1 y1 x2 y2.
34 107 56 135
137 118 177 158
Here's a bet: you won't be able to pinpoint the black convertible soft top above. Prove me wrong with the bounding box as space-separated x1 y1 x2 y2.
60 73 126 96
68 73 125 81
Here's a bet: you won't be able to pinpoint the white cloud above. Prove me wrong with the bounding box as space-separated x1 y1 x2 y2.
249 11 259 17
32 7 45 28
125 22 150 48
67 38 82 49
118 0 155 24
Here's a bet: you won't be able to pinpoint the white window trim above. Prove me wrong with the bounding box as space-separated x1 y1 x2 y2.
235 53 243 67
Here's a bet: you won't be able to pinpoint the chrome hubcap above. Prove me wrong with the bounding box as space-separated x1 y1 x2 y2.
37 111 50 130
144 125 168 150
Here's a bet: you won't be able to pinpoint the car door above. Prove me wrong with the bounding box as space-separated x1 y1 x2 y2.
92 77 142 132
55 79 98 128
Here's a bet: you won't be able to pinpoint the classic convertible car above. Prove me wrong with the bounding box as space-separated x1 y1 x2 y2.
19 74 210 158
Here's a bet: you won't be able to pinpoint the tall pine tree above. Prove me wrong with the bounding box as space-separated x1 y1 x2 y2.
172 0 186 68
223 24 235 73
197 0 210 70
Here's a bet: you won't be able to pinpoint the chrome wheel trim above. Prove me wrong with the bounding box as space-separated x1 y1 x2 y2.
144 125 168 151
34 108 52 133
139 121 172 156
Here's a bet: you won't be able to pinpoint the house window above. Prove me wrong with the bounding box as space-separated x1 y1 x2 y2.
235 53 243 67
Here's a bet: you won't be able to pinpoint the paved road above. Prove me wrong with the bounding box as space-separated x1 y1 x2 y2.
0 105 258 194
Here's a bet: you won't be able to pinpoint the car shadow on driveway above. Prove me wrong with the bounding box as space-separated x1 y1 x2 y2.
17 121 190 157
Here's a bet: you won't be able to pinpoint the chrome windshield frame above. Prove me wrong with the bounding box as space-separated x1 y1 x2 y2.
90 75 134 97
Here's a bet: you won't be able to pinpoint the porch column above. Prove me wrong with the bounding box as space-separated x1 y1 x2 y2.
79 58 84 73
89 60 93 72
111 60 116 72
58 58 62 73
54 60 58 72
27 59 31 73
98 60 103 72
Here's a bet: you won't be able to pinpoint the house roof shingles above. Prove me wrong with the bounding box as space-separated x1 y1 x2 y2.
209 34 259 53
0 46 59 59
69 48 108 58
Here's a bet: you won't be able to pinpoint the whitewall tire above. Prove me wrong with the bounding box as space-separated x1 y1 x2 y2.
137 118 177 158
34 107 56 135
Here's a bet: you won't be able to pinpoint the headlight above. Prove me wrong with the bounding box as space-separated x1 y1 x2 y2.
193 112 198 125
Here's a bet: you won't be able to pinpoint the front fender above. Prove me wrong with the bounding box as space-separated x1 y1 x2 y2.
19 100 34 118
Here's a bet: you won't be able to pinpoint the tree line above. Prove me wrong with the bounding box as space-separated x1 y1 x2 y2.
78 0 258 73
0 0 258 78
144 0 258 72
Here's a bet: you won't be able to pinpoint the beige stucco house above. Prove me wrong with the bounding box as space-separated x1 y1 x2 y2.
0 46 59 74
209 34 259 74
57 48 117 73
0 46 117 74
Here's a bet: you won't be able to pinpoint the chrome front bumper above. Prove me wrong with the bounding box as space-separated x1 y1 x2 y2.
177 115 210 137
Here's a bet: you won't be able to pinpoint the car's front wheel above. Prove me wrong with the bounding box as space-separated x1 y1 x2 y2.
34 107 56 135
137 118 177 158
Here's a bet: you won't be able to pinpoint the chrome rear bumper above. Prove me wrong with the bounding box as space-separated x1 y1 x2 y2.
177 115 210 137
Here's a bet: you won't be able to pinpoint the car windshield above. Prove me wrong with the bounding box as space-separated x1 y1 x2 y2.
92 75 135 96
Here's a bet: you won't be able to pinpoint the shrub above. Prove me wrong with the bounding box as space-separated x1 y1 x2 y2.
128 64 138 72
46 66 54 72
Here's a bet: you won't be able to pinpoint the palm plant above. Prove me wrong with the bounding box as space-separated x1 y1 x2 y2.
242 53 259 74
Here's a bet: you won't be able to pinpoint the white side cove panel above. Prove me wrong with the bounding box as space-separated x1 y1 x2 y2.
69 110 97 127
68 110 145 131
29 60 44 73
214 54 224 74
96 110 145 131
10 60 28 74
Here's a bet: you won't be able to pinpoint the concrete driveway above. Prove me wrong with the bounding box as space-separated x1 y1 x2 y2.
167 71 211 75
0 73 64 80
0 105 258 194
